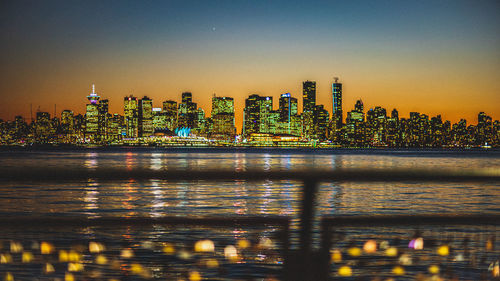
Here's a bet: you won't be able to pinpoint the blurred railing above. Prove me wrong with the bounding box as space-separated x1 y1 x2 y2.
0 168 499 280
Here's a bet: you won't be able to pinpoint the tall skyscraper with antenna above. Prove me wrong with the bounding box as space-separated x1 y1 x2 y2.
85 84 100 140
85 84 108 142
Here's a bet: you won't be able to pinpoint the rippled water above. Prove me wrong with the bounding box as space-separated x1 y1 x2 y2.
0 148 499 279
0 148 499 218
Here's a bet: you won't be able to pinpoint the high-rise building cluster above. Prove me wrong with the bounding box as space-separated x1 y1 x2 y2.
1 80 499 147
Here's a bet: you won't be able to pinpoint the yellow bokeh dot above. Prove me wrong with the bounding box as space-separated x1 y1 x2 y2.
1 254 12 264
121 249 134 259
224 245 238 262
5 272 14 281
338 265 352 276
392 266 405 275
429 264 440 274
331 249 342 263
45 263 55 273
40 242 53 255
68 262 84 272
65 273 74 281
437 245 449 256
10 242 23 253
59 250 69 262
189 271 202 281
195 240 214 252
68 251 82 262
258 237 273 249
22 252 34 263
385 247 398 257
89 242 105 253
163 243 175 254
130 263 144 274
96 254 108 265
206 258 219 268
363 240 377 253
237 239 250 249
347 247 362 257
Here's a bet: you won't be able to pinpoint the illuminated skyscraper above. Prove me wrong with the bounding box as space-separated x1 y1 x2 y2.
162 100 178 131
345 100 365 145
243 94 262 136
35 111 52 142
85 85 100 141
279 93 297 123
387 109 400 146
178 92 197 129
124 95 138 138
211 95 236 138
278 93 299 135
138 96 153 137
366 106 387 145
259 96 273 134
98 99 108 139
194 108 206 135
314 105 329 140
302 81 316 138
302 81 316 113
243 94 275 136
61 110 74 134
332 77 342 129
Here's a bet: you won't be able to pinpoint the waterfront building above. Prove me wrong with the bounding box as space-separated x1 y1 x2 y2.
430 115 444 146
85 85 100 141
345 100 365 146
124 95 139 138
178 92 197 129
332 77 343 129
477 112 493 146
152 107 168 132
302 81 316 138
243 94 262 136
259 96 273 134
98 99 109 139
386 109 399 146
194 108 206 135
302 81 316 113
162 100 178 131
366 106 387 146
278 93 300 136
60 110 74 134
242 94 273 136
35 111 52 143
107 113 124 142
314 105 329 140
211 96 236 138
139 96 154 137
278 93 298 123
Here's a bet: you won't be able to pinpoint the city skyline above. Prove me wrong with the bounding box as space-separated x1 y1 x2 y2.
4 80 498 128
1 0 499 127
1 78 499 132
1 77 498 148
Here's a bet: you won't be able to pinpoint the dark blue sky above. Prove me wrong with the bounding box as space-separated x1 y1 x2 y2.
1 0 499 126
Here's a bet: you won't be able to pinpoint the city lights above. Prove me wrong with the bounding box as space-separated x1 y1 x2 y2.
0 80 497 147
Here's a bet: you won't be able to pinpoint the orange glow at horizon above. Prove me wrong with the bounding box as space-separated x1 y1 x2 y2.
1 2 498 131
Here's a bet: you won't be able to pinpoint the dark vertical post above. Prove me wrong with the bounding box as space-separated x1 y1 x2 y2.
319 218 332 280
281 219 291 280
298 178 318 279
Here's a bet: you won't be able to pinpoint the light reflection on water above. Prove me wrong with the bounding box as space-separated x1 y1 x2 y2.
0 149 499 219
0 149 498 280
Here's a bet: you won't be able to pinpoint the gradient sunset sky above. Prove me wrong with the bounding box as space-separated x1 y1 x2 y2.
1 0 499 131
